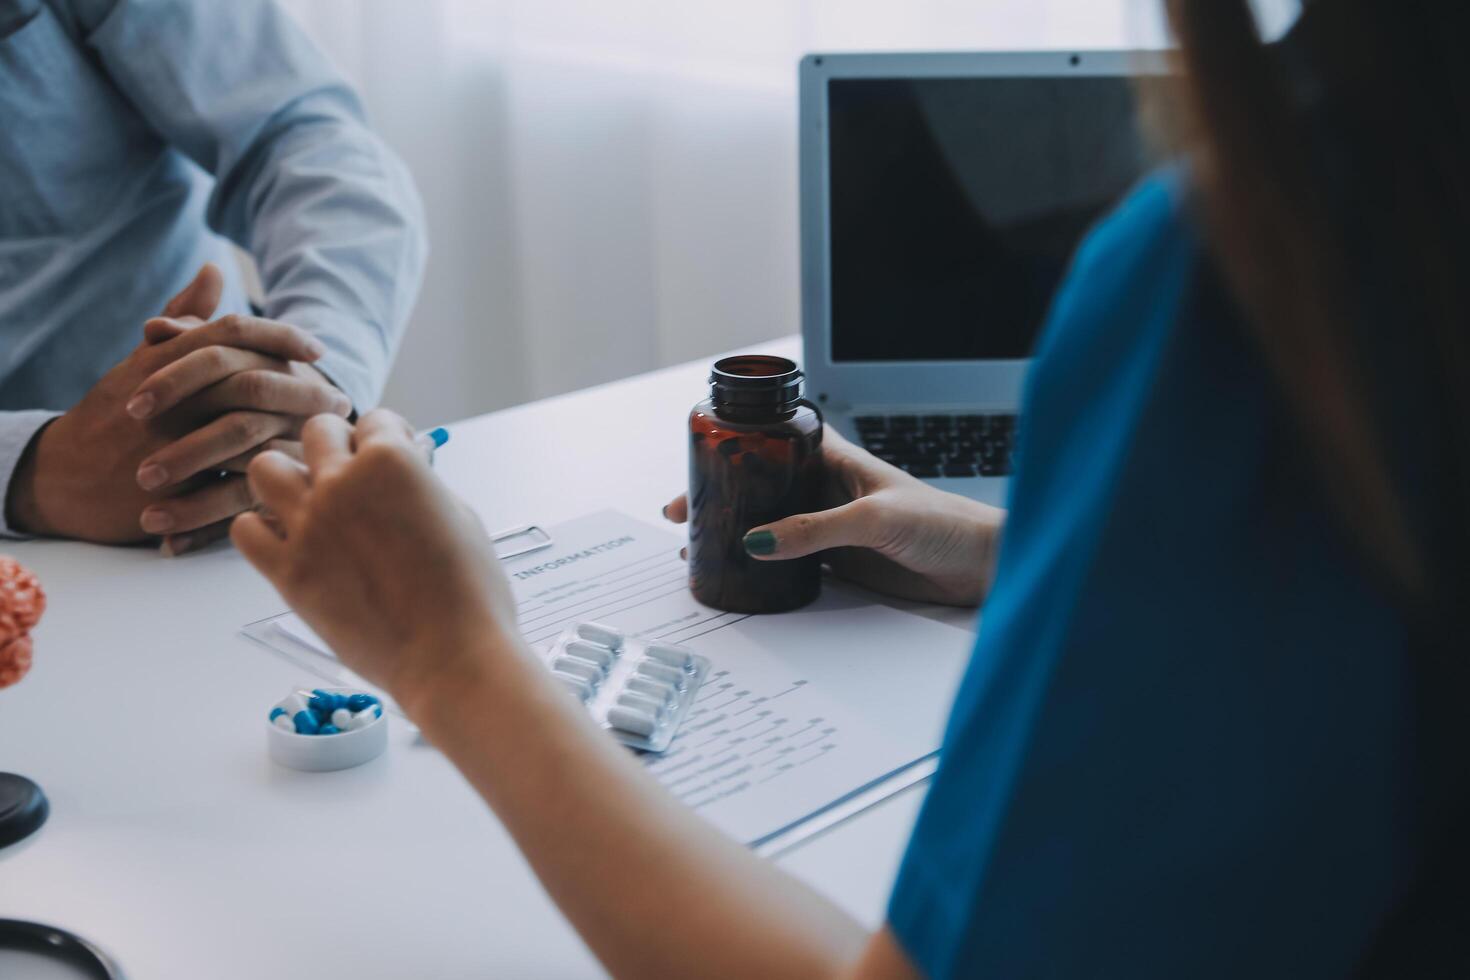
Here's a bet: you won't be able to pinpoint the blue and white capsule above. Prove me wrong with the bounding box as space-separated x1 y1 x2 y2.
347 705 382 731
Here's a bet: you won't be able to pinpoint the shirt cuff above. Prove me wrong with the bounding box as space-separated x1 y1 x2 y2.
0 411 63 539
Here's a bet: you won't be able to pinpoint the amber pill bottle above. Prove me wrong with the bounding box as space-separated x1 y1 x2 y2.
687 355 824 613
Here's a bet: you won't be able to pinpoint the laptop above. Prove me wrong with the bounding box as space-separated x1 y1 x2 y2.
799 51 1172 505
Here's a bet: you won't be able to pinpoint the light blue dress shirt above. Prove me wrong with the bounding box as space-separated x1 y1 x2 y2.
0 0 426 535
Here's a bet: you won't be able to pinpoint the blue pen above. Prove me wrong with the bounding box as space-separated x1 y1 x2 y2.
416 426 451 463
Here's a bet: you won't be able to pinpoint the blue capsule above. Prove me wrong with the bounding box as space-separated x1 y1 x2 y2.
346 693 379 713
309 690 348 715
273 692 382 735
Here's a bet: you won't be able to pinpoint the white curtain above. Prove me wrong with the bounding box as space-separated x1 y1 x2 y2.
277 0 1296 425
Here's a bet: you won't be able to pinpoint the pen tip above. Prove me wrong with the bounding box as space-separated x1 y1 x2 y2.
429 427 450 448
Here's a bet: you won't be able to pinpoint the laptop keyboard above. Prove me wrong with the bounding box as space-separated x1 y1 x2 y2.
854 413 1017 479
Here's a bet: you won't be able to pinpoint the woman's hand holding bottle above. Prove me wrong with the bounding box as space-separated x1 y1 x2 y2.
666 427 1005 607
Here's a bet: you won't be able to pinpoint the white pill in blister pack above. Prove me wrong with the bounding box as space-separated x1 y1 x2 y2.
564 640 616 669
624 676 675 704
644 643 696 671
606 705 658 738
634 661 686 689
553 656 603 683
555 672 596 702
542 622 710 753
575 622 625 651
617 692 666 718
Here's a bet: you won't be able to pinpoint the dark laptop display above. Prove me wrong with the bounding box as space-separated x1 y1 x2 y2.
827 75 1162 363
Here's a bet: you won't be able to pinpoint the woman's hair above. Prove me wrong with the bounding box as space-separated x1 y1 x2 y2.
1162 0 1469 631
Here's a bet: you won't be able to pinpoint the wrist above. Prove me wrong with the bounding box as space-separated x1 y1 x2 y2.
395 626 544 734
965 500 1006 598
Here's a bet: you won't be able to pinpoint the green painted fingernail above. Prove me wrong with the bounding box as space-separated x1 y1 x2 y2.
743 530 777 556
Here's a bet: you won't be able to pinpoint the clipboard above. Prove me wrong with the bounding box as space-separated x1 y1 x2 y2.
491 525 554 561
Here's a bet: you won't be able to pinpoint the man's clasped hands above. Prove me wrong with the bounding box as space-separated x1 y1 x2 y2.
5 265 351 555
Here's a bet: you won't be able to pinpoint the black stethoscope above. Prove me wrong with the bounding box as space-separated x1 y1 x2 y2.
0 774 125 977
0 919 125 978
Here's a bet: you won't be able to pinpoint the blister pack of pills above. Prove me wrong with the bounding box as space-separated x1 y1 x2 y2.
545 622 709 753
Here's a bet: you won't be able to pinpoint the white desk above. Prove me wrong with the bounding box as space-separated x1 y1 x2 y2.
0 337 975 978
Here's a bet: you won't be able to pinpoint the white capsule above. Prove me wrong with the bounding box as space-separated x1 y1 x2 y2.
563 640 615 669
283 693 311 717
554 672 595 702
553 656 604 683
616 692 666 718
347 707 381 731
644 643 695 671
331 708 354 729
624 676 676 704
273 714 297 733
607 705 659 738
635 661 685 690
574 622 624 651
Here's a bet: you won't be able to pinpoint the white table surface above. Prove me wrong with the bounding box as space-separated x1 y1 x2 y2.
0 337 976 979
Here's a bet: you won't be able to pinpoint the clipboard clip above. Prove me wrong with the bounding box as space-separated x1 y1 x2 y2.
491 525 554 562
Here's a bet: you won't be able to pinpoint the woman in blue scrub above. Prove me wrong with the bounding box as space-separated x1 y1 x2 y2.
232 0 1469 976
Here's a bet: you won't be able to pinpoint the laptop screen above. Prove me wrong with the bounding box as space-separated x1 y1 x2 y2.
827 75 1161 363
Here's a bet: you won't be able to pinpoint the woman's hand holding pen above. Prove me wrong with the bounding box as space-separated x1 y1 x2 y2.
664 427 1006 606
232 410 534 714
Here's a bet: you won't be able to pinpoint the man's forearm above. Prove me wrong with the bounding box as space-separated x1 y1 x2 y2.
412 639 870 980
78 0 426 415
231 98 427 413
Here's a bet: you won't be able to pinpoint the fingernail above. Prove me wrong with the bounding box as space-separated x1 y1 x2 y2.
333 394 353 416
160 536 184 558
125 393 156 419
306 338 327 359
743 530 777 556
137 464 168 491
140 509 175 533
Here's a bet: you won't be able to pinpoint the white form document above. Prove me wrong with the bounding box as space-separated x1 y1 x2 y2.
243 510 974 848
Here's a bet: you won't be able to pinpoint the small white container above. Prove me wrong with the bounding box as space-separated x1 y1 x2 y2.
267 688 389 772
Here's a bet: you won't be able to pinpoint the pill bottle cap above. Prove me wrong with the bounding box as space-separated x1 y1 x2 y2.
709 355 803 414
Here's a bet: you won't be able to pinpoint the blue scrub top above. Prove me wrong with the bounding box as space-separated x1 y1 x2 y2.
888 171 1461 977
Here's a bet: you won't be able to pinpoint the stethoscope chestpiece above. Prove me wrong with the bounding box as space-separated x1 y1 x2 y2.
0 772 48 849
